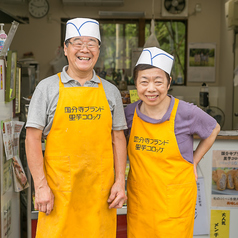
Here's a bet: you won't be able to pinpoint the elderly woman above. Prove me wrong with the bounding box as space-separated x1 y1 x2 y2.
124 47 220 238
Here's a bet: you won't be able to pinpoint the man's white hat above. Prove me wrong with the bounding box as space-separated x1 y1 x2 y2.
136 47 174 75
65 18 101 43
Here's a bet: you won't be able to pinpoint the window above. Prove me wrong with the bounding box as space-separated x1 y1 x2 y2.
95 20 138 86
61 18 187 85
145 20 187 85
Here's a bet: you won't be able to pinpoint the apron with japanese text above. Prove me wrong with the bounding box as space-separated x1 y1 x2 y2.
127 98 197 238
36 73 116 238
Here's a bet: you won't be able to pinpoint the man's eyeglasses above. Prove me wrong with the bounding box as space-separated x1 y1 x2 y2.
68 40 100 52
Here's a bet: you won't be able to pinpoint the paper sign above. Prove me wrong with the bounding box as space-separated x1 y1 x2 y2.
211 150 238 207
194 177 209 235
210 210 230 238
0 62 3 90
3 160 12 195
1 120 25 160
12 155 29 192
3 200 12 238
129 89 139 103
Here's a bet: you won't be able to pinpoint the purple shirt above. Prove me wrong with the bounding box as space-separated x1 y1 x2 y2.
124 95 217 164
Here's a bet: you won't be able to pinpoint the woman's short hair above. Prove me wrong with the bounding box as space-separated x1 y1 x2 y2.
133 64 171 86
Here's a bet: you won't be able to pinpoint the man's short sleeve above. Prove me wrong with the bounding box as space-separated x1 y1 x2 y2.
25 87 47 131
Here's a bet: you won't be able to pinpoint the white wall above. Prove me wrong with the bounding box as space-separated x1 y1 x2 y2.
0 0 234 129
0 61 20 238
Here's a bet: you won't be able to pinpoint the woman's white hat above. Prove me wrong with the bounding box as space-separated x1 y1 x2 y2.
136 47 174 75
65 18 101 42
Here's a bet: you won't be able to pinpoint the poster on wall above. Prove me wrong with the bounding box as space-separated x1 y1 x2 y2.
211 150 238 207
210 210 230 238
187 43 216 83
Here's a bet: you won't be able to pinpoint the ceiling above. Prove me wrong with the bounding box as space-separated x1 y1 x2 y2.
0 8 29 24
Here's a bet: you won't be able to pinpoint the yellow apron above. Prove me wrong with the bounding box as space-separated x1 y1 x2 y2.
36 73 116 238
127 98 197 238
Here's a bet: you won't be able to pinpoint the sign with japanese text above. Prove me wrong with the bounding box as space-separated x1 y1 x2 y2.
210 210 230 238
194 177 209 235
64 106 104 121
129 90 139 103
211 150 238 207
133 135 169 153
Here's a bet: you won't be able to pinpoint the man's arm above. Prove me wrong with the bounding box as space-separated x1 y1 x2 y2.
25 127 54 215
193 123 220 180
108 130 127 209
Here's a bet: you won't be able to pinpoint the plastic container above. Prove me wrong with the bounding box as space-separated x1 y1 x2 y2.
119 74 127 91
177 73 183 84
0 23 7 54
199 83 209 107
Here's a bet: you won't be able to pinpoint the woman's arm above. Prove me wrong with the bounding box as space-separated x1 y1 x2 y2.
193 123 220 180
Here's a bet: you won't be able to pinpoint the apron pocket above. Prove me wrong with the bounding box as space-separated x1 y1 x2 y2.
45 155 71 192
167 182 196 218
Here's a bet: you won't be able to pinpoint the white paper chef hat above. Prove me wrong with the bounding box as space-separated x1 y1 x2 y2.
65 18 101 43
136 47 174 75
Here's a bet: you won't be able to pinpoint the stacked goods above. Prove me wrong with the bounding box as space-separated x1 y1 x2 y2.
212 169 238 191
121 91 131 104
232 170 238 190
212 170 227 190
226 170 235 189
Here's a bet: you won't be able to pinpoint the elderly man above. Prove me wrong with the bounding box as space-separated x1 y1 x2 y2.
25 18 127 238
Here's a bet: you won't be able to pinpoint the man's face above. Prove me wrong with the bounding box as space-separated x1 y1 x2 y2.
64 36 100 74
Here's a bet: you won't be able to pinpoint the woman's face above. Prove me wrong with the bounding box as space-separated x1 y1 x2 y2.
136 67 171 107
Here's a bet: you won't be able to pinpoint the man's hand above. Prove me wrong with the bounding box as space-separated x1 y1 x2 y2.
107 181 127 209
109 130 127 209
26 127 54 215
35 184 54 215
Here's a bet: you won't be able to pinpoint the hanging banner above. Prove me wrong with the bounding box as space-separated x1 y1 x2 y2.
194 177 209 235
210 210 230 238
211 150 238 207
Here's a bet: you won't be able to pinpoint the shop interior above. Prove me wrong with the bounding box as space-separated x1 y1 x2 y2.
0 0 238 237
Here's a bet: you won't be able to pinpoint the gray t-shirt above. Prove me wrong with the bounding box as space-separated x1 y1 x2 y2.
26 66 127 137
